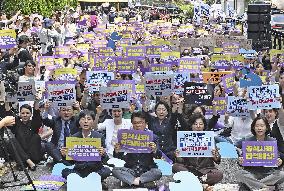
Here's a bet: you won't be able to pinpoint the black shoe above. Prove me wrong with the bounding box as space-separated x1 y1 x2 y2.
238 183 251 191
142 181 157 189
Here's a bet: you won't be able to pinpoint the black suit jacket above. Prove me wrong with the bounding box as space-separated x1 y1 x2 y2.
42 116 79 146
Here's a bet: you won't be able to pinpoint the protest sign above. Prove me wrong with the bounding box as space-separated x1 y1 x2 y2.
54 68 78 81
38 56 55 69
0 29 17 49
227 96 249 117
92 40 108 48
116 57 137 74
174 72 190 95
98 47 115 57
24 181 64 191
82 32 95 41
222 73 235 94
240 69 262 88
248 85 281 110
54 46 71 58
108 80 136 96
86 71 114 92
202 71 231 84
17 81 36 102
183 82 214 106
242 141 278 167
222 42 240 55
66 137 101 161
46 81 76 107
160 51 180 63
150 63 172 72
126 46 146 57
100 86 130 109
144 74 175 97
177 131 215 157
76 43 90 53
146 46 162 57
117 129 153 153
204 97 226 115
179 57 201 73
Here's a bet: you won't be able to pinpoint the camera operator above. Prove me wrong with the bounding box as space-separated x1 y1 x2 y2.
38 18 61 55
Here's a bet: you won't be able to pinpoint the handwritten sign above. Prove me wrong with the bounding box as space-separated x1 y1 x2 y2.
117 129 153 153
46 81 76 107
0 29 16 49
54 46 70 58
177 131 215 157
179 57 201 73
144 74 175 97
183 82 214 106
242 141 278 167
66 137 101 161
248 85 281 110
202 71 231 84
227 96 249 117
100 86 130 109
174 72 190 95
87 71 114 92
17 81 36 102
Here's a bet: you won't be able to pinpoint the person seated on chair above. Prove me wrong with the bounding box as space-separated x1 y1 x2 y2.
236 116 284 191
61 110 111 187
112 111 162 189
41 101 80 163
172 113 223 190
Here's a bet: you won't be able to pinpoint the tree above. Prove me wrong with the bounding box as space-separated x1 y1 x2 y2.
3 0 78 17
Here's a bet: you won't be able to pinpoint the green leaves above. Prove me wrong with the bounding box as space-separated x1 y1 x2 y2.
3 0 78 17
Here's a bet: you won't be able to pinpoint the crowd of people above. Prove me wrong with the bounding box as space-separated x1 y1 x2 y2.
0 2 283 191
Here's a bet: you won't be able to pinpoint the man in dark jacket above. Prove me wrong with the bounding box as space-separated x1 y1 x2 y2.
112 111 162 189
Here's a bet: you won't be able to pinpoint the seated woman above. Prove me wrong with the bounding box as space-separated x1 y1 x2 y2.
236 116 284 191
172 113 223 189
61 110 111 187
2 103 43 170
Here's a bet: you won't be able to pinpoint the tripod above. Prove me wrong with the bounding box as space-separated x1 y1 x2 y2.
0 125 36 190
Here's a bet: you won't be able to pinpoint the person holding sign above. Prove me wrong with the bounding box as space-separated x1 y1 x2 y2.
112 111 162 189
235 116 284 191
60 110 111 188
173 113 223 189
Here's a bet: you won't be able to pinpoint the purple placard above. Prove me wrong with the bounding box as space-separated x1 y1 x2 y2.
242 141 278 167
211 60 230 69
179 57 201 73
117 129 153 153
108 80 136 96
205 97 226 115
222 42 240 55
146 46 162 57
222 73 236 94
116 57 137 74
126 46 146 57
39 175 66 182
98 47 114 57
54 46 71 58
150 63 172 72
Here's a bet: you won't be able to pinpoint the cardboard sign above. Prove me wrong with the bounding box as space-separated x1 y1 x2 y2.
179 57 201 73
0 29 17 49
117 129 153 153
108 80 136 96
17 81 36 102
54 46 70 58
46 81 76 107
183 82 214 106
86 71 114 92
242 141 278 167
202 71 231 84
144 74 175 97
227 96 249 117
100 86 130 109
66 137 101 161
248 85 281 110
177 131 215 157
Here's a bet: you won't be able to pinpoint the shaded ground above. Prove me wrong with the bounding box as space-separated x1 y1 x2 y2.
0 159 283 191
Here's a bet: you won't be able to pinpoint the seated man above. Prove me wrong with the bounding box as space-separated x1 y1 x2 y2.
61 110 111 188
112 111 162 189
